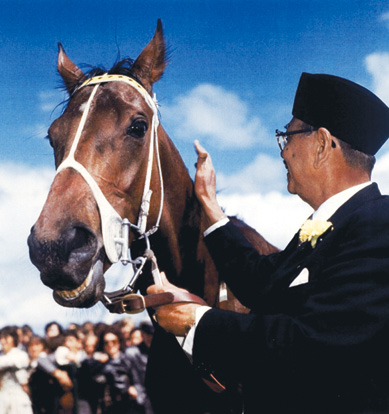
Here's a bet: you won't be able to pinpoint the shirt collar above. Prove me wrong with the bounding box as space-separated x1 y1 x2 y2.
312 182 372 221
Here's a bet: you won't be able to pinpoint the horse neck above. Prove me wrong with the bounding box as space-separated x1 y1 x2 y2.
149 129 219 303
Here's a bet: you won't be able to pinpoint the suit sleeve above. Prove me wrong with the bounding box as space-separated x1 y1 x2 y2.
195 210 389 383
203 221 283 309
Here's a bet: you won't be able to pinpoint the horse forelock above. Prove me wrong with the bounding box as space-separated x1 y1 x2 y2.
59 57 146 99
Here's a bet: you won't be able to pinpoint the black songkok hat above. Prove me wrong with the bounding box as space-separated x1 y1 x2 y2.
292 73 389 155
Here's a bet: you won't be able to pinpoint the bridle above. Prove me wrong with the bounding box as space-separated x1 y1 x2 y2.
54 72 227 392
55 74 164 309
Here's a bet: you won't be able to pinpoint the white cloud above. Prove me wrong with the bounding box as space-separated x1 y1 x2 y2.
218 153 286 194
365 52 389 105
380 12 389 26
218 192 312 249
372 150 389 194
0 163 54 264
160 83 271 149
216 151 389 250
0 163 71 332
215 154 312 248
39 90 66 113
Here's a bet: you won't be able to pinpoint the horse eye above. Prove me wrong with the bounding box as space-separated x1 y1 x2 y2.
127 120 148 139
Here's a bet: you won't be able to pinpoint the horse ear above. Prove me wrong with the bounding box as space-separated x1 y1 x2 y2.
57 43 85 94
132 19 167 93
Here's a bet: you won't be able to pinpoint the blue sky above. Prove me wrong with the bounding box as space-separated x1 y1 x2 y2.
2 0 389 332
3 0 389 171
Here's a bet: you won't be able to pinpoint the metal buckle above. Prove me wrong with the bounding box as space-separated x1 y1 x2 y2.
121 293 146 314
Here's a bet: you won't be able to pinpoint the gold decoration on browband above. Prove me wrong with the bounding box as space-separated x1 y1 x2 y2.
80 75 157 110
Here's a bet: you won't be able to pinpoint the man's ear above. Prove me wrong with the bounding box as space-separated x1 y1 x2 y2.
313 127 333 168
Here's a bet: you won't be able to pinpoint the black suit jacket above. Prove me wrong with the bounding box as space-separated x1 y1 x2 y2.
194 183 389 413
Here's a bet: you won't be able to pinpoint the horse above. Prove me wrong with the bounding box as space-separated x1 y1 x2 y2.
28 20 278 413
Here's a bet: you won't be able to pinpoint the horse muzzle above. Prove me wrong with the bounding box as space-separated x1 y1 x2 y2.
28 223 106 308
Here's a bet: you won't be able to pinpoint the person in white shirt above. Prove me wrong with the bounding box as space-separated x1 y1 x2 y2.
0 325 33 414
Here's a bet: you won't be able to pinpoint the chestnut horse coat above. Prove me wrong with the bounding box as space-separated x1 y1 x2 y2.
194 183 389 413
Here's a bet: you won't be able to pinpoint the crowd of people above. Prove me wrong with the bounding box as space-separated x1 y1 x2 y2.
0 317 155 414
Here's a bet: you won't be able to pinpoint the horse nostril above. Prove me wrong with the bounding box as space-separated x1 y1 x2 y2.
28 224 98 291
67 226 90 249
62 226 96 262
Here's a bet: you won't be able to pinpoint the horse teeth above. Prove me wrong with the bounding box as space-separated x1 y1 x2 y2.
56 268 93 300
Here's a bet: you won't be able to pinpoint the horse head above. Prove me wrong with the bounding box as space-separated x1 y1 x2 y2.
28 17 277 318
28 20 280 412
28 20 180 308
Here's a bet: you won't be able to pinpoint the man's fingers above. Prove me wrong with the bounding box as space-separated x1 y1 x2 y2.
147 273 189 296
147 283 165 295
194 140 209 160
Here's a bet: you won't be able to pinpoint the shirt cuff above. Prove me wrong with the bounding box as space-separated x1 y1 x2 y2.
203 217 230 238
181 306 212 357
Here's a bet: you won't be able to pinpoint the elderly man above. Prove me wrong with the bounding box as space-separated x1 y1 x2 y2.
148 73 389 413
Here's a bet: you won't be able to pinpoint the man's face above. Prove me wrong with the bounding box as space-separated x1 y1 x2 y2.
281 118 317 199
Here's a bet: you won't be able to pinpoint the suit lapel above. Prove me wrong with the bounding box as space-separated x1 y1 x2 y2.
268 183 381 294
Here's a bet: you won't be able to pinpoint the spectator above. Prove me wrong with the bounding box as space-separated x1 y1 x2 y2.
44 321 65 354
35 330 84 413
81 321 95 337
44 321 64 339
93 322 109 340
78 334 107 414
125 322 155 414
83 334 99 358
27 336 52 414
68 323 81 331
128 327 143 347
27 335 48 370
18 324 34 351
116 317 135 349
99 326 140 413
0 325 33 413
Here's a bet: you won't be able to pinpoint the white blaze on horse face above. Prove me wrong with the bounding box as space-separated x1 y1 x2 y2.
79 102 88 112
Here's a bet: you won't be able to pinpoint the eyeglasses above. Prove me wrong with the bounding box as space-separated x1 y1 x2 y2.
275 127 318 151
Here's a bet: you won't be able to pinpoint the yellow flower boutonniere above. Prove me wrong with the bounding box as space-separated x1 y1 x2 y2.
299 219 333 248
